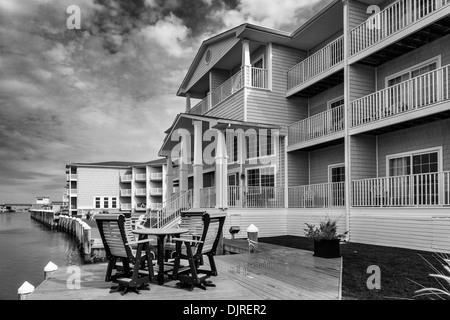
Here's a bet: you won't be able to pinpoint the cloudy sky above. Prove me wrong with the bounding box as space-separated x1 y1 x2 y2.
0 0 329 204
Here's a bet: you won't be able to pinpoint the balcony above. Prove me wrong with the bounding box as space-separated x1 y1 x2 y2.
350 0 450 62
188 66 268 116
69 189 77 196
150 188 163 196
352 172 450 207
287 36 344 96
288 105 345 149
135 189 147 197
135 203 147 211
120 189 132 197
150 172 163 181
288 182 345 208
351 65 450 132
120 203 131 211
121 174 132 183
149 203 163 211
135 173 147 182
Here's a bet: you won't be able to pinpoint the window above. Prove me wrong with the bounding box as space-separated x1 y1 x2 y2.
329 165 345 183
95 197 101 209
226 131 239 163
103 197 109 209
328 97 345 132
247 167 275 187
387 148 441 205
245 129 275 160
111 197 117 209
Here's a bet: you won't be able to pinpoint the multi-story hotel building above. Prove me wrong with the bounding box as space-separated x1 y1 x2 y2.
156 0 450 253
65 159 166 216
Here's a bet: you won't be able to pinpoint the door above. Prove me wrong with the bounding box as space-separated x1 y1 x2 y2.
228 172 240 207
329 165 345 207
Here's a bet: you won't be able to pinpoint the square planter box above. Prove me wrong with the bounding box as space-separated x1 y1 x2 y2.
313 239 341 258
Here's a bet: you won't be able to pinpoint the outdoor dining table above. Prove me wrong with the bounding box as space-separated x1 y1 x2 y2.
133 227 189 285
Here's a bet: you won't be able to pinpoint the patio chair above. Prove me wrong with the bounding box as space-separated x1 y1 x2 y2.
95 214 155 295
171 212 226 291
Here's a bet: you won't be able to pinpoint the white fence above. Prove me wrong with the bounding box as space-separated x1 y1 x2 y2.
227 186 285 208
288 182 345 208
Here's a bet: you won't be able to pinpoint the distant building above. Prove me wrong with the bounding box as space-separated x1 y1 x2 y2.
36 197 50 205
65 159 166 216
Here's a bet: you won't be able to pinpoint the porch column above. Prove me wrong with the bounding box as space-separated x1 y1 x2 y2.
165 157 174 202
193 121 203 208
215 129 228 209
242 39 251 87
185 93 191 113
179 134 189 192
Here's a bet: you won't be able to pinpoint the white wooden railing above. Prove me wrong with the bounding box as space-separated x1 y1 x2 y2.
210 69 244 107
152 190 193 228
188 66 268 116
150 188 163 196
121 174 132 182
287 36 344 90
350 0 450 56
288 105 345 145
120 189 132 197
149 203 163 211
70 174 77 180
135 188 146 196
150 172 163 180
227 186 285 208
351 65 450 127
120 203 132 211
352 172 450 207
135 173 147 181
70 189 78 195
200 187 216 208
288 182 345 208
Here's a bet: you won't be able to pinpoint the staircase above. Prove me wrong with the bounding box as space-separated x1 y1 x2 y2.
150 190 193 228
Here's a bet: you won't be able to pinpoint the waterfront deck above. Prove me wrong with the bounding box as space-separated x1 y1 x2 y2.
28 242 342 300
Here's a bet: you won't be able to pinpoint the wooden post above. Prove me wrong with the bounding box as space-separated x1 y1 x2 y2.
247 224 259 253
18 281 35 300
44 262 58 280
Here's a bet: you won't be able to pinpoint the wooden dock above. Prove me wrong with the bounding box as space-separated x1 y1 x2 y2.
27 242 342 300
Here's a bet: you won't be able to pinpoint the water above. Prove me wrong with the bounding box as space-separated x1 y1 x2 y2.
0 212 83 300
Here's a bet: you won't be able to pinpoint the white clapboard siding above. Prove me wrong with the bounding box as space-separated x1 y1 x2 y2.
349 208 450 253
286 208 347 237
204 88 245 120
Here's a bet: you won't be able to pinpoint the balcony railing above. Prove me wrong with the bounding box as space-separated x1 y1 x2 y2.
120 203 132 211
150 188 163 196
135 203 147 211
69 174 77 180
149 203 163 211
211 69 244 107
70 189 78 196
151 190 193 228
121 174 132 182
135 173 147 181
120 189 132 197
287 36 344 91
288 182 345 208
352 172 450 207
350 0 450 56
228 186 285 208
351 65 450 127
288 105 344 146
150 172 163 181
200 187 216 208
135 189 146 196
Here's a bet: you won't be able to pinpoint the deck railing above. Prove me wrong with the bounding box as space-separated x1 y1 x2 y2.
351 65 450 127
70 189 78 195
352 172 450 207
288 182 345 208
150 188 163 196
135 188 146 196
350 0 450 56
152 189 193 228
200 187 216 208
150 172 163 180
149 203 163 211
121 174 132 182
70 174 78 180
287 36 344 91
188 66 268 116
227 186 285 208
120 203 132 211
120 189 132 197
135 174 147 181
288 105 345 145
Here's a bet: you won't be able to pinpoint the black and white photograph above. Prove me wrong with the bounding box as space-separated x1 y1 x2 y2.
1 0 450 307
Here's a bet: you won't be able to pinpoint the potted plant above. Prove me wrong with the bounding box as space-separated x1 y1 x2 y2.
304 216 348 258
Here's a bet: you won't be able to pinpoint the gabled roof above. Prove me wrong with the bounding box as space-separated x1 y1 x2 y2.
66 159 166 169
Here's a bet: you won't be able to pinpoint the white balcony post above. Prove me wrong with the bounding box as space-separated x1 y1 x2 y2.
193 121 203 208
165 157 174 202
185 93 191 113
215 129 228 209
242 40 251 87
179 134 189 192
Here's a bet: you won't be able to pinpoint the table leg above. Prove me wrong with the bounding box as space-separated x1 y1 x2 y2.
157 234 166 285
